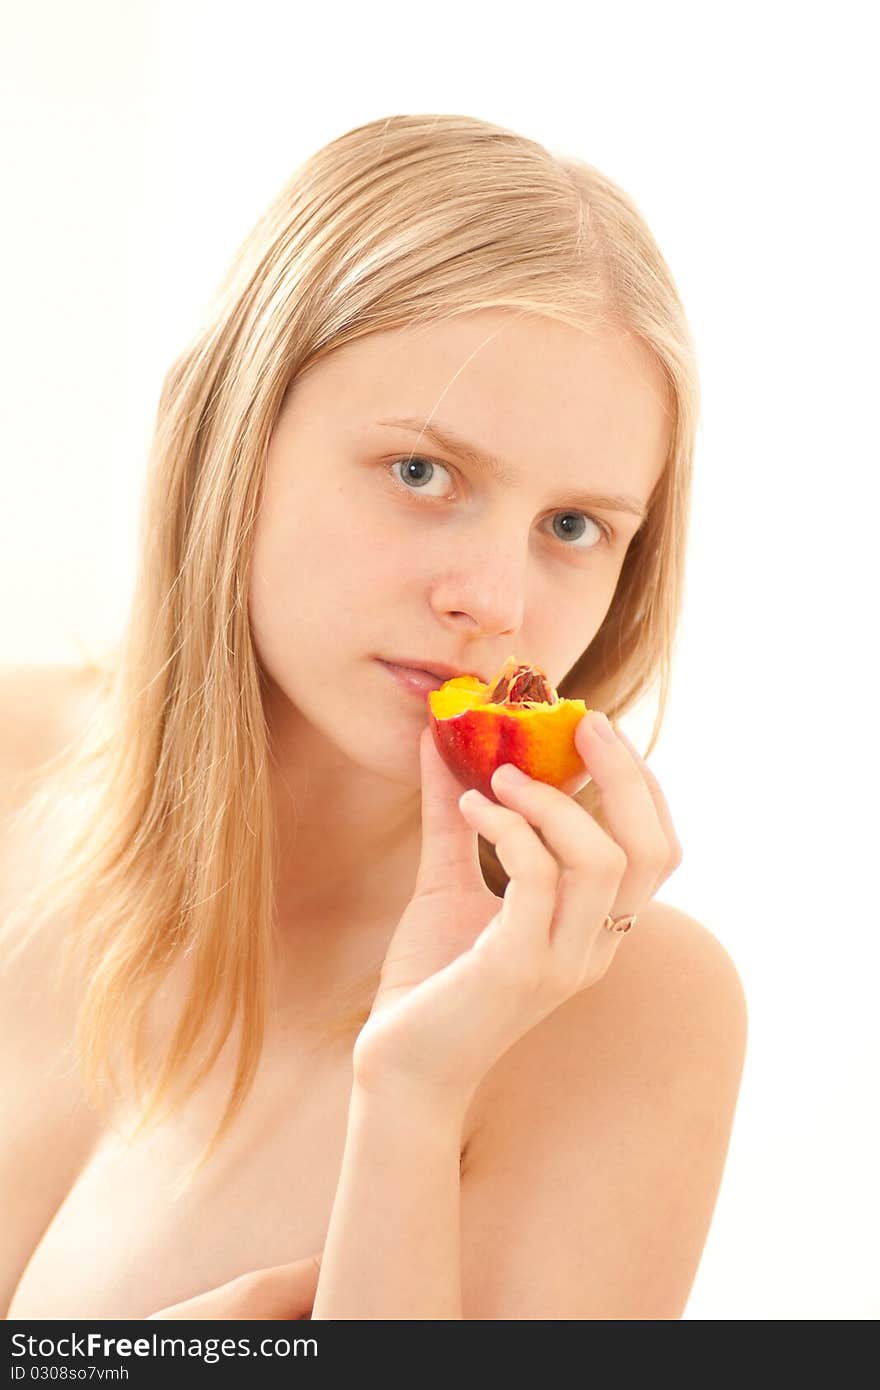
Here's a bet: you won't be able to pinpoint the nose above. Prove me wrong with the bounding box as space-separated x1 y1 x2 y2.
429 533 529 638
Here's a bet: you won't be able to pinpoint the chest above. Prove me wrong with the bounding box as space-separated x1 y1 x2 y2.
8 1043 357 1319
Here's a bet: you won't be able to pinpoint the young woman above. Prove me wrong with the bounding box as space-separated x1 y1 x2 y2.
0 113 746 1321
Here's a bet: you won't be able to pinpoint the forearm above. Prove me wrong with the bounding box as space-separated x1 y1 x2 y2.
310 1080 467 1319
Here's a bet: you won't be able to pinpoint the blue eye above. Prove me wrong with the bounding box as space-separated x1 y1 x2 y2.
387 455 611 552
548 512 608 549
391 454 453 498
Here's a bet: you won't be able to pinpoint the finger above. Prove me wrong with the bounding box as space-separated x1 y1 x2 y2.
486 762 616 871
148 1281 240 1319
458 788 561 959
261 1253 323 1319
480 763 631 964
148 1253 322 1321
414 724 485 897
572 713 670 902
613 725 684 887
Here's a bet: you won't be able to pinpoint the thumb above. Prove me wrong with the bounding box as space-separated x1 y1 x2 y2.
414 723 486 897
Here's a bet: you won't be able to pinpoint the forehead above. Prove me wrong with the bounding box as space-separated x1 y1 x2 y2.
289 310 673 501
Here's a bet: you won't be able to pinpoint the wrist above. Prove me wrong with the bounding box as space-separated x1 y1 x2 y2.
349 1069 472 1138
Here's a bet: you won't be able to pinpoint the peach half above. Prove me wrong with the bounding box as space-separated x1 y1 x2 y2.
427 655 593 802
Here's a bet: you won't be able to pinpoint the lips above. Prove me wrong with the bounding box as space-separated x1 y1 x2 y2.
378 661 449 697
381 657 488 684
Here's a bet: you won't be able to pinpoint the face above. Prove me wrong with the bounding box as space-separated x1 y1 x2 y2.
249 309 671 791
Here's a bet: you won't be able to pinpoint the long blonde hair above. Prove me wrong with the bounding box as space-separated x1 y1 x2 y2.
1 113 699 1172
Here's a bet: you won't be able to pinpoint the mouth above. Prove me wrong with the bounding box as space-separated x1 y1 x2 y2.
376 660 449 696
378 656 488 685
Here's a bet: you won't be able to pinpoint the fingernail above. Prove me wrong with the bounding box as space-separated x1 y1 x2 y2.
493 762 529 787
460 788 491 809
589 711 617 743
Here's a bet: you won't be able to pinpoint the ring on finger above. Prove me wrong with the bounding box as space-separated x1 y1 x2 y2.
603 911 638 934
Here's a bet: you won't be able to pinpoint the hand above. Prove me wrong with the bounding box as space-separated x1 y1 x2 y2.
353 713 682 1110
146 1253 322 1320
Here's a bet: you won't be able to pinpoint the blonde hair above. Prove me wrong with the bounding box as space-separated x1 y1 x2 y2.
1 113 699 1176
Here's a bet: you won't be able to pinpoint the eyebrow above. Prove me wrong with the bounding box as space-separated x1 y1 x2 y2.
376 416 649 522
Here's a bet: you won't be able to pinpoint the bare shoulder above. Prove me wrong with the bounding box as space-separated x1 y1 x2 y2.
0 661 107 1316
459 901 748 1319
0 659 108 926
0 658 109 905
0 659 107 789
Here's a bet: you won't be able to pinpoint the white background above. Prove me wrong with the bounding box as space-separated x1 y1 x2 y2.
2 0 877 1319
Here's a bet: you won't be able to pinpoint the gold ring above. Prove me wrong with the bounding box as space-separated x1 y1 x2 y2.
603 912 637 934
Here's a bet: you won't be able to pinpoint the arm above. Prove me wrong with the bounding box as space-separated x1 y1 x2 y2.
310 1081 467 1319
312 904 746 1321
308 722 738 1319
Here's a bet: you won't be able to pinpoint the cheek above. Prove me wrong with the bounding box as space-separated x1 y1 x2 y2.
301 487 435 601
579 575 623 644
544 571 622 662
247 497 413 659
